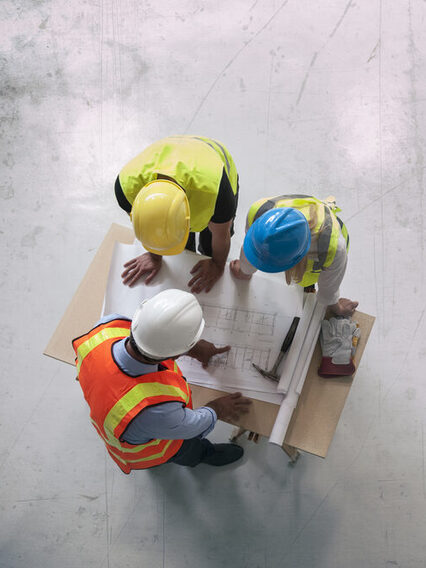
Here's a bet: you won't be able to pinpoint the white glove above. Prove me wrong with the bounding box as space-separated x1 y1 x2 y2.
318 317 360 377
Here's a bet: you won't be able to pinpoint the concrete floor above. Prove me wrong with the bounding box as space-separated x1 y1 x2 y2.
1 1 426 567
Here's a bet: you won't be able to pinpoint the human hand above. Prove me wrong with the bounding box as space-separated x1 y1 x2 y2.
205 392 252 421
230 259 252 280
331 298 359 317
121 253 162 287
186 339 231 368
188 258 224 293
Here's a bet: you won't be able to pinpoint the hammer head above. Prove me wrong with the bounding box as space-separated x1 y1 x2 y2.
252 363 279 382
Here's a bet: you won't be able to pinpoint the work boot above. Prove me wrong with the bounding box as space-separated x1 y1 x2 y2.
201 443 244 466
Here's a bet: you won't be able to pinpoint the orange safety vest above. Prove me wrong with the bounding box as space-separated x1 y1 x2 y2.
72 318 193 474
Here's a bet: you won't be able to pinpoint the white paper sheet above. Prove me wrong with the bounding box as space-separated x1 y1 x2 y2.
103 242 303 404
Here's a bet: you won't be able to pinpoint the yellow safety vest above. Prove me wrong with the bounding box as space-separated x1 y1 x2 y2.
119 135 238 232
247 195 349 287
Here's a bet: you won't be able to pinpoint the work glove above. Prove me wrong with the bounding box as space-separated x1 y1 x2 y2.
318 317 360 378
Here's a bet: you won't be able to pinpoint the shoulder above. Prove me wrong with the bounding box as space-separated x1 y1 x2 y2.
95 313 130 326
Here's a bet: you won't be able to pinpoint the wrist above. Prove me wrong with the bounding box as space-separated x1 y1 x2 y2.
205 400 221 417
329 302 341 315
211 258 225 271
186 344 199 359
202 405 218 422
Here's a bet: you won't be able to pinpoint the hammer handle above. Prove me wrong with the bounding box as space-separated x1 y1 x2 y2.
270 317 300 374
279 316 300 354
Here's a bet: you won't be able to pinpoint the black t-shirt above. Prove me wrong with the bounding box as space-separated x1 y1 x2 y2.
115 167 238 225
210 168 238 223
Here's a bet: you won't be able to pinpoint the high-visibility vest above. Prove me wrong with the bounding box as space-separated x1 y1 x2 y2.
72 318 192 474
247 194 350 287
119 135 238 232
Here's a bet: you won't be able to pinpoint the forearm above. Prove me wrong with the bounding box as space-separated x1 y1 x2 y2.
238 245 257 275
171 406 217 439
121 403 217 444
316 236 348 306
211 230 230 268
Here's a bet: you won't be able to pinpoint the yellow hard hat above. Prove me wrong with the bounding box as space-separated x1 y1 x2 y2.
131 179 190 255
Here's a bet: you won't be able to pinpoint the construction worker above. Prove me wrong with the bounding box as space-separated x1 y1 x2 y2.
115 135 239 293
230 195 358 316
73 289 251 472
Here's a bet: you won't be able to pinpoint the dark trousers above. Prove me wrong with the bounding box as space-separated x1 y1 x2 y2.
185 230 214 257
168 437 215 467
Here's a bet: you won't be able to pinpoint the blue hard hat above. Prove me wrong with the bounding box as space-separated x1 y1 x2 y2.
243 208 311 273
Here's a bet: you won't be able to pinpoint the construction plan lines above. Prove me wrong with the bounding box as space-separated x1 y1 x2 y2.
104 241 304 404
202 304 276 337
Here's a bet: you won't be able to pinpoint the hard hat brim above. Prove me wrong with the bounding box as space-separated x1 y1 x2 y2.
144 225 190 256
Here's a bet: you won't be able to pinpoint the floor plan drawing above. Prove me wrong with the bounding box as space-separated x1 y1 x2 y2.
201 303 277 337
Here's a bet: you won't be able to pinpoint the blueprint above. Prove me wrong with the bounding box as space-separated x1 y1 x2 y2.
103 241 303 404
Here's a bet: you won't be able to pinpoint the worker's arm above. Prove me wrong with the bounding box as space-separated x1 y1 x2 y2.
188 170 237 293
317 235 358 316
230 212 256 280
188 220 232 293
186 340 252 420
121 402 219 443
121 394 251 444
230 244 257 280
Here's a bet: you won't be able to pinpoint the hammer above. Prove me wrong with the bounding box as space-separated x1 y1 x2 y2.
252 316 300 382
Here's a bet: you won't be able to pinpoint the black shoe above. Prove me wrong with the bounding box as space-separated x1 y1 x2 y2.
201 443 244 466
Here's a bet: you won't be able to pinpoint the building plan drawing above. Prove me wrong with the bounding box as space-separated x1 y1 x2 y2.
103 241 304 404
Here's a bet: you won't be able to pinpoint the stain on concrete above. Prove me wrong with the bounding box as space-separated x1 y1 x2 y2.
39 16 49 30
21 226 44 247
0 183 14 200
405 387 416 400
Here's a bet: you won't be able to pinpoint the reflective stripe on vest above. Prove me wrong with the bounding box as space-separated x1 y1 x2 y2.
103 380 190 440
76 327 130 373
248 195 349 287
72 320 191 473
119 135 238 232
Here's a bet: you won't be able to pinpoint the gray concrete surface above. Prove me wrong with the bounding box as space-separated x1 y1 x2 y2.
1 1 425 567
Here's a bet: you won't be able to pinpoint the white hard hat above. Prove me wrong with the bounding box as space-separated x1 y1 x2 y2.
131 289 205 360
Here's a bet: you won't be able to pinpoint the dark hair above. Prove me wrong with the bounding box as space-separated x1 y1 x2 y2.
128 332 143 356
